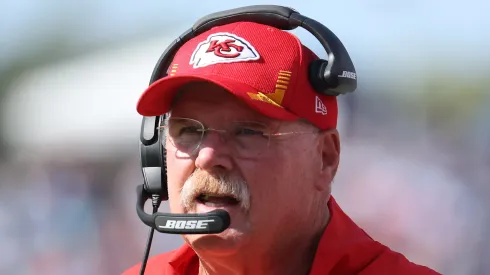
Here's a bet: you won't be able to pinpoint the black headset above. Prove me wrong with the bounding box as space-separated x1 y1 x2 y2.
135 5 357 273
138 3 357 203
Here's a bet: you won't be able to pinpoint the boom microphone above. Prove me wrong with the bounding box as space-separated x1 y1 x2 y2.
135 184 230 275
136 184 231 234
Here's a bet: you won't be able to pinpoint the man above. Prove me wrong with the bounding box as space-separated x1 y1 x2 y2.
123 19 441 275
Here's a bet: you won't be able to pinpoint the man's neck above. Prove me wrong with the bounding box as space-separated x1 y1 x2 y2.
197 208 330 275
197 243 315 275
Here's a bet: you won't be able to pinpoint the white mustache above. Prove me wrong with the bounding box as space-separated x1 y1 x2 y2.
180 169 250 212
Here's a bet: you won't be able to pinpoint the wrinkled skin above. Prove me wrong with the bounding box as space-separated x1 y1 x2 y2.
165 81 340 275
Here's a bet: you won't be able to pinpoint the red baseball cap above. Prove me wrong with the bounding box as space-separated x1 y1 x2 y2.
137 21 338 130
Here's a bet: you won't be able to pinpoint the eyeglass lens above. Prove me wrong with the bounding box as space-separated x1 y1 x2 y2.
161 117 271 158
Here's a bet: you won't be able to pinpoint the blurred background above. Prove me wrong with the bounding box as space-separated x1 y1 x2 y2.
0 0 489 274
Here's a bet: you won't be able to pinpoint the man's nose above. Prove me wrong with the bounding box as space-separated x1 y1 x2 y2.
194 131 234 172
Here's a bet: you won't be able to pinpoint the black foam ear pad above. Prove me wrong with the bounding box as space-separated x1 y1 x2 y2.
159 116 169 200
308 59 339 96
160 147 168 200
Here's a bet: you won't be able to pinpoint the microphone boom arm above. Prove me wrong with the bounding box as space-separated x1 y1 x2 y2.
136 184 231 234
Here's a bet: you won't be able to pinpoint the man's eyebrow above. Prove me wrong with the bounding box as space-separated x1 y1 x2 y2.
232 120 270 129
234 116 278 126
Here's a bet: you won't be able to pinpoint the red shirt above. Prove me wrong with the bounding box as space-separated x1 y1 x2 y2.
122 197 441 275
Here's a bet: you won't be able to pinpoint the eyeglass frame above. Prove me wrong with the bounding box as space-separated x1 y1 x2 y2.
156 117 322 157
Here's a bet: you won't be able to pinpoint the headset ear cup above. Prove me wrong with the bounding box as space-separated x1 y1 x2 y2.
309 59 337 96
160 147 169 200
309 59 344 96
159 118 169 200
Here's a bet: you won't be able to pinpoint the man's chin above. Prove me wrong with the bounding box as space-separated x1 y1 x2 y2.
184 228 249 256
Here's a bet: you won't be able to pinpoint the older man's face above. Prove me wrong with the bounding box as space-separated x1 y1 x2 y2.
164 82 339 255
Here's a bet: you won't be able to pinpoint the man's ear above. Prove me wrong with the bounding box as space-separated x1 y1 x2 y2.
317 129 340 188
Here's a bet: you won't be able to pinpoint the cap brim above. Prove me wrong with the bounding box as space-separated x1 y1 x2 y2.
137 74 298 121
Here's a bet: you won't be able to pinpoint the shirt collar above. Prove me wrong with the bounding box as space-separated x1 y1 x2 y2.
167 196 385 274
309 196 385 274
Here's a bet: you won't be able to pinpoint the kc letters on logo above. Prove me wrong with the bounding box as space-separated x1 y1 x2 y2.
190 32 260 68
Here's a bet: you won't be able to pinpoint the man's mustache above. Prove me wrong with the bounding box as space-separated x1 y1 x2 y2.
180 168 250 212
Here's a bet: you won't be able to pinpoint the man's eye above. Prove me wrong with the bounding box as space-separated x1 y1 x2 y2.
235 127 264 136
179 126 202 135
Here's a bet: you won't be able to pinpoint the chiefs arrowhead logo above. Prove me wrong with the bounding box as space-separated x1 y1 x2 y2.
189 32 260 69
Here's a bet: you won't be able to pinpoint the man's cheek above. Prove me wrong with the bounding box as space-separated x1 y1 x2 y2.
166 162 194 213
251 169 282 203
166 156 194 186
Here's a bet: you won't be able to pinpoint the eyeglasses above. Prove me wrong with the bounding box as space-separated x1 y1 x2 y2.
157 117 320 159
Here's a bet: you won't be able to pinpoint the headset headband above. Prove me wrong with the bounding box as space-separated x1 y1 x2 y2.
149 5 356 94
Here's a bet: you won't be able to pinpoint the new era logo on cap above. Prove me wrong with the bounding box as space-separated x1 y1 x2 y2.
189 32 260 69
315 96 327 115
